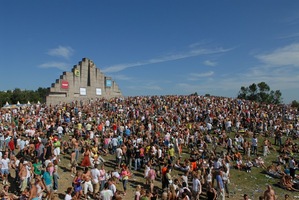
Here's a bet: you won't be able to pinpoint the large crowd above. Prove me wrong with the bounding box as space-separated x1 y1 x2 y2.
0 95 298 200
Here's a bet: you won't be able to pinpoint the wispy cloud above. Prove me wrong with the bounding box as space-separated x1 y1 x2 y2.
47 46 74 59
102 47 232 73
277 32 299 39
256 43 299 67
113 74 132 81
38 62 70 70
189 71 214 81
203 60 217 66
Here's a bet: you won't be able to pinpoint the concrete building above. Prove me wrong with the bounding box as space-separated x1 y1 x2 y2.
46 58 122 105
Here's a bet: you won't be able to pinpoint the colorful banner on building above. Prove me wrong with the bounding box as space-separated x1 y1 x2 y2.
61 80 69 89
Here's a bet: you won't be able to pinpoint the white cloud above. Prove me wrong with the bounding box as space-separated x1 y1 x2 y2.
188 71 214 81
47 46 74 59
102 47 232 73
38 62 69 70
256 43 299 67
203 60 217 66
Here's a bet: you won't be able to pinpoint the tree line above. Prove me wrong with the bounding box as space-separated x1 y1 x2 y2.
0 83 299 109
0 88 49 106
237 82 299 109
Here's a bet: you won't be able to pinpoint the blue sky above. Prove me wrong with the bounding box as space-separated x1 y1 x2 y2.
1 1 299 103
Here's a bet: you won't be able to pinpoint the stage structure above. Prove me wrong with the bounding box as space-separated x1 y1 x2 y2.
46 58 122 105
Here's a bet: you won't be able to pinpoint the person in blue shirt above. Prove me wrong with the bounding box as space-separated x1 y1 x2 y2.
42 165 53 200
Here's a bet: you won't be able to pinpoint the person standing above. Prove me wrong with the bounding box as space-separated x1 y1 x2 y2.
99 182 113 200
111 136 118 154
108 178 116 197
99 164 107 191
126 144 133 170
215 171 225 200
29 180 38 200
19 160 28 193
192 172 202 200
70 150 77 177
64 187 73 200
57 123 64 139
115 145 123 169
73 171 83 200
251 135 258 156
81 146 91 168
289 157 297 179
42 165 53 200
91 164 100 199
134 146 141 171
0 153 10 185
147 166 157 193
263 185 276 200
53 138 61 162
53 159 60 192
82 167 93 199
120 165 130 196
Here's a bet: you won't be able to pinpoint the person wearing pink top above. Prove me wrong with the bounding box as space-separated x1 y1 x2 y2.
120 165 130 196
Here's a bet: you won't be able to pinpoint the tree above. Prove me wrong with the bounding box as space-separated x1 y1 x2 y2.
291 100 299 110
237 82 282 104
0 87 49 106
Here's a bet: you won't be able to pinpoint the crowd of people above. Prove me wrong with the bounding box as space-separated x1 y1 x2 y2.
0 95 298 200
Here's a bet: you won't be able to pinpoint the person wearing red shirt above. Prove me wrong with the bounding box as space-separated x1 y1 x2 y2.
8 138 15 154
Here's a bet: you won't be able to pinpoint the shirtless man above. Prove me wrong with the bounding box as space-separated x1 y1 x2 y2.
70 150 77 176
19 161 28 192
72 138 80 162
82 167 93 199
263 185 276 200
29 181 38 200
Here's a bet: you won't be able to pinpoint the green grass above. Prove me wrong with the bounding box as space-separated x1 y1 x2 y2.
226 133 298 199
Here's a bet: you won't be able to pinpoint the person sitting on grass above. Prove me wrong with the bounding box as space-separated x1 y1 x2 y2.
235 158 244 170
253 156 267 169
174 158 191 175
266 163 285 178
280 174 299 191
244 158 253 172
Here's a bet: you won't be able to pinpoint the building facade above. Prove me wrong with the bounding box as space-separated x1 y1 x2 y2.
46 58 122 105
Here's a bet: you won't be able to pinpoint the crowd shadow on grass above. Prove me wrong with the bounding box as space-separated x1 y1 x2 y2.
60 165 71 173
58 192 66 199
8 174 19 195
63 155 71 161
104 160 117 168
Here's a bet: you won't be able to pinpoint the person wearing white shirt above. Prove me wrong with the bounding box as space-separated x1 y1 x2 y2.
0 132 4 150
64 187 73 200
57 125 64 139
108 178 116 196
115 146 123 168
91 164 101 199
289 157 297 178
0 154 10 185
192 173 202 200
99 183 113 200
251 135 258 155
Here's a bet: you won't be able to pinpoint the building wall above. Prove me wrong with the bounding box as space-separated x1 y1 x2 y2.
46 58 122 105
